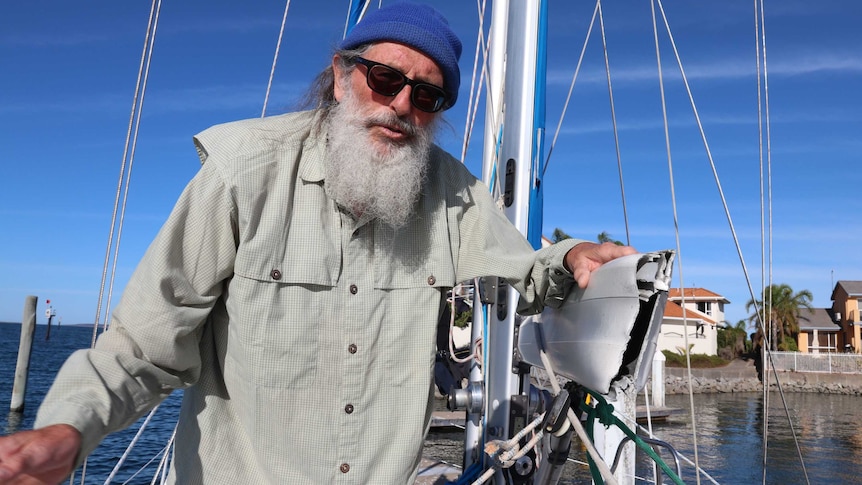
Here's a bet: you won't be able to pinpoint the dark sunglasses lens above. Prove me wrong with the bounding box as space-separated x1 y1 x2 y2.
367 65 405 96
412 85 445 112
364 61 446 113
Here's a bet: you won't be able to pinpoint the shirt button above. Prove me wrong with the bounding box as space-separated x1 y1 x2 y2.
345 404 354 414
427 275 436 285
340 463 350 474
348 344 357 354
349 284 358 294
270 269 282 280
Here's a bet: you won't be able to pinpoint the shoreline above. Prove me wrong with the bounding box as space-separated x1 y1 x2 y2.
663 359 862 396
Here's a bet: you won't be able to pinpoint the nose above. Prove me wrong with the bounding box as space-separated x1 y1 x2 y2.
388 84 414 117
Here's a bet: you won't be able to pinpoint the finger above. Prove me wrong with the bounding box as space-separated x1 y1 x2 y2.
573 262 591 288
595 243 637 262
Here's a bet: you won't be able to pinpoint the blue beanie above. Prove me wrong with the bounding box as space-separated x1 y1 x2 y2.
339 2 462 109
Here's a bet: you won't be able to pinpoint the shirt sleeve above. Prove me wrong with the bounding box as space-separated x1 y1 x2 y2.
34 158 238 462
446 158 586 315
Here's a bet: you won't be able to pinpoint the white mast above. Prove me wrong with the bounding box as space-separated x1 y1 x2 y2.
479 0 546 481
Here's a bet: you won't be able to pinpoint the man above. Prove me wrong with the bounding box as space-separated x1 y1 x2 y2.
0 3 634 483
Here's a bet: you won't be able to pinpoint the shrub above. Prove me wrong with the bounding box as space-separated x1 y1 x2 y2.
661 350 728 368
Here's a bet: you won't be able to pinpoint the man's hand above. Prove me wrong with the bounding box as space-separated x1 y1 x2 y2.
564 242 638 289
0 424 80 484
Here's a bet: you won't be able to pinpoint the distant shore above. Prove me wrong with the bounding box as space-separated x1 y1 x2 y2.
664 359 862 396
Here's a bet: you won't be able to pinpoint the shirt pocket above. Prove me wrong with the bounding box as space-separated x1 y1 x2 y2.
227 274 332 389
231 233 338 390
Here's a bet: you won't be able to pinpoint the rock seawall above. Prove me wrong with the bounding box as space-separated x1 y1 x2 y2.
663 360 862 396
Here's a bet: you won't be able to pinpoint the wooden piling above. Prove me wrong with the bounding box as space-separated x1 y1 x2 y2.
11 295 37 413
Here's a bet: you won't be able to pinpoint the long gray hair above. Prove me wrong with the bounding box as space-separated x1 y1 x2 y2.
298 45 371 125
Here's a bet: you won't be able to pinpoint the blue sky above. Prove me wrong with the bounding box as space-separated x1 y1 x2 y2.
1 0 860 329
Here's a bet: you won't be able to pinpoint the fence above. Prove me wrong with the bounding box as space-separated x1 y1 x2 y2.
770 351 862 374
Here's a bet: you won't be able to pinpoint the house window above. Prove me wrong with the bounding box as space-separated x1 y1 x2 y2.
697 302 712 316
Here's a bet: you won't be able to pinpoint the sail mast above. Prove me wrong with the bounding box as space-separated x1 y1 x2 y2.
478 0 547 481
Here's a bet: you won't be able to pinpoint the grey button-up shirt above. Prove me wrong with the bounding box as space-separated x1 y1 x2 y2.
36 110 581 483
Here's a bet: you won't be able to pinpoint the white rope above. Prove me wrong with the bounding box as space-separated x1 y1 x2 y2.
104 405 161 484
448 285 481 365
117 429 172 484
153 424 177 485
471 413 546 485
262 0 292 118
539 350 618 485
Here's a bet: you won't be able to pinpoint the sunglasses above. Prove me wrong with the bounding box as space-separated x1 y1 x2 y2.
353 57 449 113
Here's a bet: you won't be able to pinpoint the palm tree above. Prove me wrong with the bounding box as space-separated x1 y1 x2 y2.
746 284 813 351
597 231 624 245
551 228 624 245
552 228 571 243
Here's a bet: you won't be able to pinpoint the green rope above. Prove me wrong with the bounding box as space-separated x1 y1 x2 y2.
579 388 686 485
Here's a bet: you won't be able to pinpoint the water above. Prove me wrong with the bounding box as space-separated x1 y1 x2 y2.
3 322 860 484
424 394 862 484
0 322 182 483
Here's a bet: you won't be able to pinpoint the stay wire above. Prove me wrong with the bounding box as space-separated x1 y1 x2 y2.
91 0 160 347
262 0 292 118
654 1 810 483
756 1 810 482
542 0 600 178
85 2 163 483
459 0 490 164
597 1 631 246
752 0 769 482
648 1 701 482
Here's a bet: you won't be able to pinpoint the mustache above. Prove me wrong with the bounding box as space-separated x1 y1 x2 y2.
363 111 419 138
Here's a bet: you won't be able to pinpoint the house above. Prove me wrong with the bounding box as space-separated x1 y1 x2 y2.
829 281 862 353
657 288 730 356
797 308 841 353
792 281 861 354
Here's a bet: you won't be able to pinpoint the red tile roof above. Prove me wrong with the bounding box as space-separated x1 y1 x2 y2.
668 287 729 303
663 301 717 325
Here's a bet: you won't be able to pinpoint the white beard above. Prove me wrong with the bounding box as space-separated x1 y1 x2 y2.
324 89 436 229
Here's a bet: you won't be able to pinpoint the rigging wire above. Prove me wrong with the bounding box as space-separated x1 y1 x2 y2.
753 0 769 482
91 0 161 346
754 1 811 483
459 0 490 164
597 1 631 246
647 1 702 482
542 0 600 178
640 385 658 485
653 0 811 483
630 423 722 485
478 0 506 197
86 1 165 483
262 0 292 118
